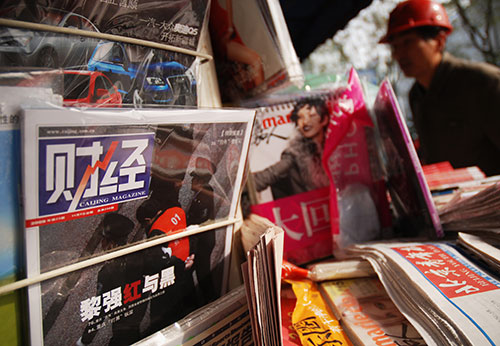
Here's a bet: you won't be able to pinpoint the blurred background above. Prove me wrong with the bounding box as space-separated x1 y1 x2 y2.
282 0 500 136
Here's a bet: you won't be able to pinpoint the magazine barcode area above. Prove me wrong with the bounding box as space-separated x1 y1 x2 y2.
1 1 500 346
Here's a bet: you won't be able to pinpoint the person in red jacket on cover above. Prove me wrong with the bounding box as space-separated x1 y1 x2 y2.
135 191 197 331
380 0 500 176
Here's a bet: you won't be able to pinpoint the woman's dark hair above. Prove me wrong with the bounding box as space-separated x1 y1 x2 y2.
290 98 329 125
289 98 330 161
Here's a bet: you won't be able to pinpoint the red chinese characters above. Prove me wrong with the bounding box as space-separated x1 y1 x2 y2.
393 245 498 299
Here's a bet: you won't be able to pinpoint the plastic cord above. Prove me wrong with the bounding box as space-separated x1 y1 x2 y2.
0 18 213 63
0 217 240 295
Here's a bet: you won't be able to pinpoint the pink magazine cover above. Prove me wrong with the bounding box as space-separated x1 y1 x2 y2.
373 80 443 238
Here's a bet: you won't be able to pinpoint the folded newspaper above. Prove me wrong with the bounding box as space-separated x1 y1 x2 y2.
457 232 500 274
437 180 500 232
241 223 284 346
346 241 500 346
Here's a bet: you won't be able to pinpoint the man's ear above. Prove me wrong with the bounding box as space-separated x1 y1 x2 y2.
436 31 448 52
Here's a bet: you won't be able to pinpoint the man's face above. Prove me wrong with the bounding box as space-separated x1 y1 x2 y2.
389 30 441 79
296 104 328 140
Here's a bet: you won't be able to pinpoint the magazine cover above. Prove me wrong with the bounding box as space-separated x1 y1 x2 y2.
209 0 304 103
0 1 209 51
20 107 255 345
247 73 391 263
247 93 334 264
0 27 199 107
0 85 62 346
320 277 426 346
32 226 233 346
373 80 443 238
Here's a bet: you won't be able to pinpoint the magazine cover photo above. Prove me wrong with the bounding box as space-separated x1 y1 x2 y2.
21 107 255 345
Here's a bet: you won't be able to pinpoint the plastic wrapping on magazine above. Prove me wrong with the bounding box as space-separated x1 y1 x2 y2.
0 1 210 52
0 30 200 108
135 285 248 345
323 68 391 250
337 183 380 248
209 0 304 103
0 2 209 108
281 260 311 281
0 68 64 104
307 258 375 281
246 89 345 265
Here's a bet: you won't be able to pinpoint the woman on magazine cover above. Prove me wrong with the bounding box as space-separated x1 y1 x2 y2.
253 98 330 199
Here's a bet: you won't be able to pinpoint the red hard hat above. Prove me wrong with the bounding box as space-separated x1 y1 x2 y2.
380 0 453 43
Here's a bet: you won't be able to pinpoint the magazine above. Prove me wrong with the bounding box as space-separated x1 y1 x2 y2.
0 33 200 107
209 0 304 103
134 285 251 345
0 85 62 346
20 107 255 346
347 241 500 345
422 162 486 191
319 277 427 346
245 92 335 264
373 80 443 239
280 284 301 345
0 1 209 107
246 71 392 263
285 278 352 346
34 226 233 346
0 1 210 51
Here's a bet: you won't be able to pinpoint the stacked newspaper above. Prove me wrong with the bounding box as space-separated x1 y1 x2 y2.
437 180 500 232
345 241 500 345
241 223 284 346
457 232 500 274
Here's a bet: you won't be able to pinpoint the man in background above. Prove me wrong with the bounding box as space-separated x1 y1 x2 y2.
380 0 500 176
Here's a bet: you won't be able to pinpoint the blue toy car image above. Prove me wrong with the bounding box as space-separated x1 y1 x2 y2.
87 41 197 107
